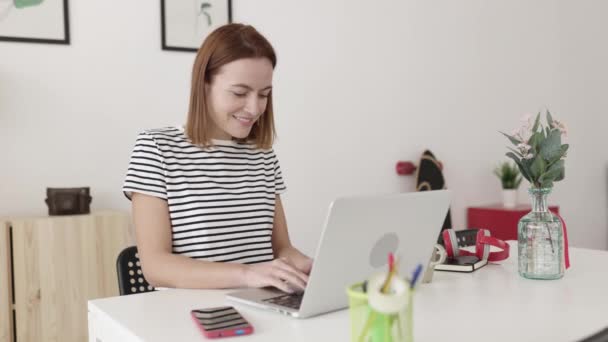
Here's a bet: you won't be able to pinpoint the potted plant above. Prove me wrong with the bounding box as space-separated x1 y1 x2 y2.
501 110 569 280
493 161 523 208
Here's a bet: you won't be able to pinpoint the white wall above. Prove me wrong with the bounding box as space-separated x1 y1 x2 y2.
1 1 606 255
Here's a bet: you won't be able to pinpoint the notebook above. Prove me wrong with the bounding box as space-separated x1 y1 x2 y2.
434 255 487 273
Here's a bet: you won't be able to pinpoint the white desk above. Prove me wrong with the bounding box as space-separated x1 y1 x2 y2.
88 243 608 342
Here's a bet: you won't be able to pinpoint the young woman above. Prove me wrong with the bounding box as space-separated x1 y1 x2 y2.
123 24 312 293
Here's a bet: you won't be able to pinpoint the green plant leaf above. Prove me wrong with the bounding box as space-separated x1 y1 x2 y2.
531 112 541 133
555 163 566 182
506 152 531 182
501 132 521 146
530 155 546 183
528 132 543 154
505 153 521 167
540 129 562 161
541 179 554 189
521 157 534 183
544 144 568 165
507 147 523 157
539 160 563 184
495 161 522 189
548 159 564 171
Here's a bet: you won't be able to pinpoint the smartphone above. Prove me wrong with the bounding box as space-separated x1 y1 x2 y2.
190 306 254 338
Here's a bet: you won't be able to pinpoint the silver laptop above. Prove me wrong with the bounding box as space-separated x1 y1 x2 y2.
226 190 450 318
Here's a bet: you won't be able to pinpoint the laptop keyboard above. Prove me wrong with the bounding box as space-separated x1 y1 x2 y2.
263 292 304 310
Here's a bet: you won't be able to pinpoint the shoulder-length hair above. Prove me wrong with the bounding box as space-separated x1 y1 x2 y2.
185 23 277 149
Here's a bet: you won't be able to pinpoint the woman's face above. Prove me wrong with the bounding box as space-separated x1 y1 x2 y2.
205 57 274 140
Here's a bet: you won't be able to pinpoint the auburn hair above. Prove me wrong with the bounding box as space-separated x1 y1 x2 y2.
185 23 277 149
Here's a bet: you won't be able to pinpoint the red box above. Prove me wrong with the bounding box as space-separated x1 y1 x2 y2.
467 204 560 241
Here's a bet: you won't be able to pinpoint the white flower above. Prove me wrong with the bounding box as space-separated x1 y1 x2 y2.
517 143 532 153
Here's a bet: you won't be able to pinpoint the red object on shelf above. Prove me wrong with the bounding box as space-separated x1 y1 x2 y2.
395 160 443 175
396 161 417 175
467 204 560 241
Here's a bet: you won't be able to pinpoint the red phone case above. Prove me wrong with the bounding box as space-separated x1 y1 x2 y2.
190 306 254 338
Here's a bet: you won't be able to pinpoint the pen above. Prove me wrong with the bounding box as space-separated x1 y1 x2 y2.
380 253 396 294
409 263 423 289
359 253 396 341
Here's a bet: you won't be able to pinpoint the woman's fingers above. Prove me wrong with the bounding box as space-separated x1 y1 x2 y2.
267 275 293 293
273 267 306 291
275 258 309 284
301 257 313 274
247 259 311 293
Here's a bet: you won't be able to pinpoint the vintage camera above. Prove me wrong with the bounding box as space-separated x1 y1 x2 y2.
45 187 92 215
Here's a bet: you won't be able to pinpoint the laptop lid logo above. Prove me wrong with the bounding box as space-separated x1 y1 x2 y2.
369 233 399 268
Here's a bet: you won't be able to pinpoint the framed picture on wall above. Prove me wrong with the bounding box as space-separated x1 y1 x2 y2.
0 0 70 45
161 0 232 52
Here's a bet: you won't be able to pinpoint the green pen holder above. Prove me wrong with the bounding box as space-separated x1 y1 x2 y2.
346 277 414 342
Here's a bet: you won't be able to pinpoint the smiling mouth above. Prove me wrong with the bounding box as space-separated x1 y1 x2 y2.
233 115 255 125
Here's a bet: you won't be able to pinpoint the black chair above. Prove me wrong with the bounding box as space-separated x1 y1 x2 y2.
116 246 155 295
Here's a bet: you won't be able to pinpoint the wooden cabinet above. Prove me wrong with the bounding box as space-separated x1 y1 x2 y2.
0 211 133 342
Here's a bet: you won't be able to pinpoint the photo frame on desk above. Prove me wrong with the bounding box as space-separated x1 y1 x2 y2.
161 0 232 52
0 0 70 45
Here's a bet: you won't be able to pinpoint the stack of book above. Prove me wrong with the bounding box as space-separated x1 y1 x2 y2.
434 255 487 273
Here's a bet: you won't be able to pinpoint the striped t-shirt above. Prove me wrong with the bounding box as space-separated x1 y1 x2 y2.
122 126 286 264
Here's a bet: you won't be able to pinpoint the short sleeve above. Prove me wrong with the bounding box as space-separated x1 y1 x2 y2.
273 151 287 195
122 132 167 200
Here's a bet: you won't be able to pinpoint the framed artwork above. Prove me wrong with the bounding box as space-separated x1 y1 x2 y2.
161 0 232 52
0 0 70 45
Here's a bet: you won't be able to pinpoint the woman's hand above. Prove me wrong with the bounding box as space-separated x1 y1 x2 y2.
244 258 309 293
278 247 314 275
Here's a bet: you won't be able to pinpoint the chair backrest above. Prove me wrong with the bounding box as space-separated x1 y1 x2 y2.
116 246 155 295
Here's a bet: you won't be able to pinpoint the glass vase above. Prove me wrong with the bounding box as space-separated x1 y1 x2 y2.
518 187 564 280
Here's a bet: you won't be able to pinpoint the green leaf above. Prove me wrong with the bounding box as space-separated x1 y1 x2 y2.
501 132 521 146
541 179 554 189
555 163 566 182
505 152 521 165
531 112 541 133
530 155 546 183
544 144 568 165
528 132 544 154
506 152 531 182
539 160 563 184
495 161 523 189
546 110 554 128
548 159 564 172
540 129 562 161
507 147 523 158
521 157 534 183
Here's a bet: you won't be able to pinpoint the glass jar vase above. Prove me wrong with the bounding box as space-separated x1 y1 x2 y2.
518 187 564 280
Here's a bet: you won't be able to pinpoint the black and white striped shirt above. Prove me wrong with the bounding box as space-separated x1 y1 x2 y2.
123 126 286 264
